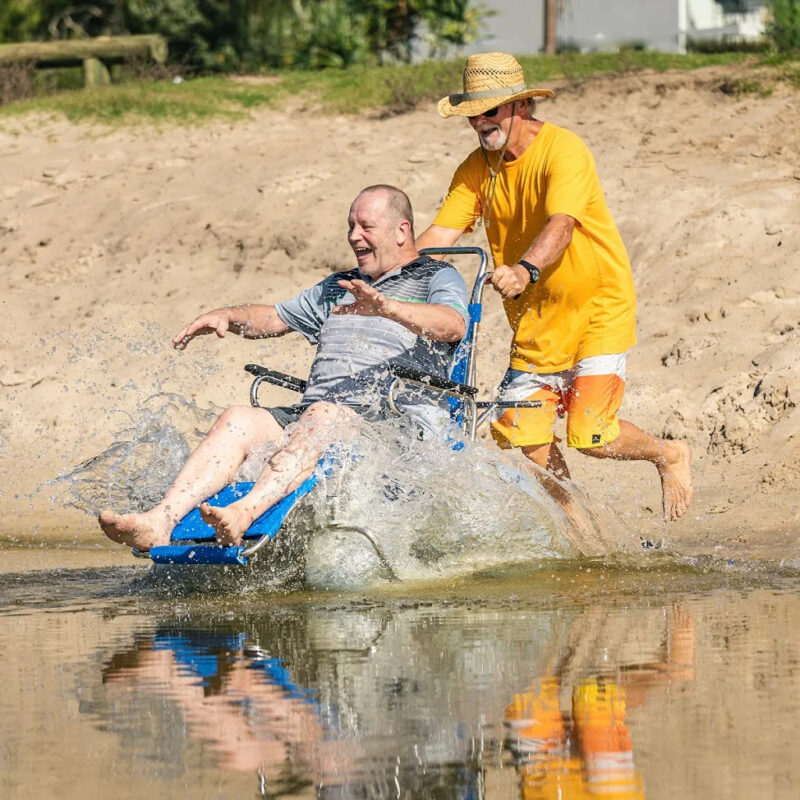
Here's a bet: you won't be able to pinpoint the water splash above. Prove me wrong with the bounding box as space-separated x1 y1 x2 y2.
51 393 219 515
300 421 638 588
52 397 639 590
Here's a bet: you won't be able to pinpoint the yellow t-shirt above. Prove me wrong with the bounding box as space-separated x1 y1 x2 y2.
433 122 637 373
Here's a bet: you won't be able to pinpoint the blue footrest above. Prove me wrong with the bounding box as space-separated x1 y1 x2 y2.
148 543 249 565
137 472 320 566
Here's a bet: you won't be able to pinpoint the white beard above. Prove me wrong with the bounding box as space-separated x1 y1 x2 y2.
478 126 508 151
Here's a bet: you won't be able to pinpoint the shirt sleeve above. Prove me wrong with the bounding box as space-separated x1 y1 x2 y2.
432 156 483 234
427 265 471 328
274 278 330 344
543 130 596 226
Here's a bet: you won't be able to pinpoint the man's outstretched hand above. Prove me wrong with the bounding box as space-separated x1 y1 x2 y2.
173 311 232 350
334 279 394 318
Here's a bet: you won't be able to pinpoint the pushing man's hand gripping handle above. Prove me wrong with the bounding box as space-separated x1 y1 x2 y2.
489 259 540 300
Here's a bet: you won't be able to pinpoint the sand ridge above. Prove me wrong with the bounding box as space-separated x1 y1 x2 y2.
1 62 799 552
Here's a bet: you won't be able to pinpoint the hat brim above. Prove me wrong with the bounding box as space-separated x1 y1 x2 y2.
437 87 554 119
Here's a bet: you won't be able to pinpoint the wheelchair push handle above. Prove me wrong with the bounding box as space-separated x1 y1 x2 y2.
386 364 478 398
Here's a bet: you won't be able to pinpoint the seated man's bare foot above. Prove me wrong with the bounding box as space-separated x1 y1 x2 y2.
199 503 251 547
98 510 171 551
659 441 693 521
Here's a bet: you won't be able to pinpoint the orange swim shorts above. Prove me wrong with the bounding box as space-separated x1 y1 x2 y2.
490 354 626 450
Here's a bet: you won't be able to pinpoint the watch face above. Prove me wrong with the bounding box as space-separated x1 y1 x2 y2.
523 263 539 283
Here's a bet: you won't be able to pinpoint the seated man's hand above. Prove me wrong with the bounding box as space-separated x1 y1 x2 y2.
334 279 394 318
173 311 232 350
489 264 532 300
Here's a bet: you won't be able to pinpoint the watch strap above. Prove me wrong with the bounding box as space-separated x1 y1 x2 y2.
518 259 540 284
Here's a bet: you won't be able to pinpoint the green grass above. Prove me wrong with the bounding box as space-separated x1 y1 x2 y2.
518 49 755 80
0 50 791 126
0 75 292 124
778 62 800 86
718 77 774 97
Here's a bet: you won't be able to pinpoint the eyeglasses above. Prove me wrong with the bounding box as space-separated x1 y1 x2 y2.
468 106 499 121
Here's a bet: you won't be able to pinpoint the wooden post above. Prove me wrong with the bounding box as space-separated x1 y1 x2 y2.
82 57 111 88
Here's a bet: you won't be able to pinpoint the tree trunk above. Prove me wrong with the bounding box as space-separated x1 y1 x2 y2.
544 0 557 55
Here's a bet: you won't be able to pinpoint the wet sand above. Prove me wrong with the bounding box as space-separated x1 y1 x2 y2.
0 542 135 573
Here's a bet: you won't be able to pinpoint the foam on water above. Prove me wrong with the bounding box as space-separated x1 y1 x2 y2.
53 395 642 591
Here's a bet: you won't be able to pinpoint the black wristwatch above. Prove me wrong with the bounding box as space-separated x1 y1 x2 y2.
518 259 540 285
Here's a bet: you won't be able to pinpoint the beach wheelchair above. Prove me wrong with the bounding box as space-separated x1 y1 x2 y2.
134 247 540 567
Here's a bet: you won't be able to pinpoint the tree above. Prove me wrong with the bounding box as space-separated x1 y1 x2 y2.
0 0 490 69
0 0 46 42
766 0 800 53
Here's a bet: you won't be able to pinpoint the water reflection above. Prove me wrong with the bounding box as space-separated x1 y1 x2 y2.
5 559 800 799
93 598 697 798
103 629 337 784
502 605 695 799
506 676 644 799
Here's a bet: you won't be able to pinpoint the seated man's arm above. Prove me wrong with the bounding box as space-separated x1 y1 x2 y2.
173 304 290 350
386 302 466 342
415 224 463 252
334 280 467 342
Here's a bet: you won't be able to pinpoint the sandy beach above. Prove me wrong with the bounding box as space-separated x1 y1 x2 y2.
2 61 799 555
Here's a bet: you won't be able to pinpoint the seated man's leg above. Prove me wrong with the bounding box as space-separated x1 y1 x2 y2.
565 355 693 521
99 405 285 550
200 401 361 546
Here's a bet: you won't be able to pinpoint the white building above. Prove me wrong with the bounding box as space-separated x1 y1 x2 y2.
464 0 767 55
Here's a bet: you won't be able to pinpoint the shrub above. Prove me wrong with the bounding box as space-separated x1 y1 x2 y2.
767 0 800 53
1 1 490 71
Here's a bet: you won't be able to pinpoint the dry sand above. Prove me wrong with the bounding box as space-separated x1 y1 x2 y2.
1 62 799 556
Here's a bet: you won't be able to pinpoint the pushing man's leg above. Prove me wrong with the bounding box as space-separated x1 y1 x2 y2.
576 420 692 522
491 385 591 527
520 441 606 553
98 405 284 551
200 402 360 546
523 441 571 480
564 369 693 522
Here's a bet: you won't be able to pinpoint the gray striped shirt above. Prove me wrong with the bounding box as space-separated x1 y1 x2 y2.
275 256 469 415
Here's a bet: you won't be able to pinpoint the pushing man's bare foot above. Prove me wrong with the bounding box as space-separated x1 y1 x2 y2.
98 509 172 551
657 441 693 521
199 502 252 547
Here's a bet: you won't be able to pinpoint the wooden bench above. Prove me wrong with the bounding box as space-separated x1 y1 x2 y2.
0 35 168 88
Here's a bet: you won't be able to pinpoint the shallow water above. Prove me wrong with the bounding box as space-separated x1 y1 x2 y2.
2 546 800 799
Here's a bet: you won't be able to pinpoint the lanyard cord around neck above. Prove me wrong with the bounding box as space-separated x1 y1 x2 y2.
479 111 514 232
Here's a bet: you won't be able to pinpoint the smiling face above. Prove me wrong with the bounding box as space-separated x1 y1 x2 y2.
347 189 411 280
468 101 517 151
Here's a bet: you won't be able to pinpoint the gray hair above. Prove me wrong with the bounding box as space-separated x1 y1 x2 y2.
512 98 535 119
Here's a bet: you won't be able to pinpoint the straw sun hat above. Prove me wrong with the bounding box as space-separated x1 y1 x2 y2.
438 52 554 119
